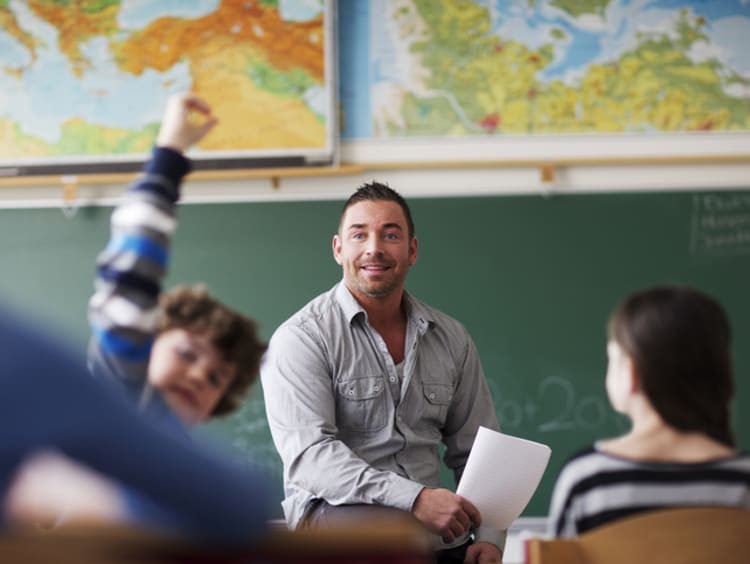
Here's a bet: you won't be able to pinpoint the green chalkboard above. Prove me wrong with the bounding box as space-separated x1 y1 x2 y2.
1 189 748 519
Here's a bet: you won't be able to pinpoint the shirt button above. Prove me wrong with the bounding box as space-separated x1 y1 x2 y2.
429 392 436 400
389 376 396 383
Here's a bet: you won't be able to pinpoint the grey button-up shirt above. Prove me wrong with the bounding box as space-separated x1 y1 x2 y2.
261 282 504 550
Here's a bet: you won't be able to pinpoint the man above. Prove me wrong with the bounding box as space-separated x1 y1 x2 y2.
261 182 504 563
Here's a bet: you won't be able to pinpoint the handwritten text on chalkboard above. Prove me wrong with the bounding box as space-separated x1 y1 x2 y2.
495 376 625 434
691 194 750 256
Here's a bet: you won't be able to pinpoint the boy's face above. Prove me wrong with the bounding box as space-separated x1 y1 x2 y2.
148 328 237 426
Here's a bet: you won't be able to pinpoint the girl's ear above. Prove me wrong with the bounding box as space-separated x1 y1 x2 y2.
627 357 641 394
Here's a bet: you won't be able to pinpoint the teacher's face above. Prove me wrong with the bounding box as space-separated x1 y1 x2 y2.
333 199 417 302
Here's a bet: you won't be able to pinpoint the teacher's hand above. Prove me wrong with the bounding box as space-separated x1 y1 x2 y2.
411 487 481 543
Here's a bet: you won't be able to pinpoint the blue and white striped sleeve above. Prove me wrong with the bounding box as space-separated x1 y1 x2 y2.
87 147 190 396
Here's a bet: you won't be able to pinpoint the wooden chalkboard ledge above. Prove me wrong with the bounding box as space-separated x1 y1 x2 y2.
0 164 366 209
0 164 365 189
1 153 748 189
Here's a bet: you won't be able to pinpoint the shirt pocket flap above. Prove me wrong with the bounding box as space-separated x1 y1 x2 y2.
423 382 453 405
338 376 385 401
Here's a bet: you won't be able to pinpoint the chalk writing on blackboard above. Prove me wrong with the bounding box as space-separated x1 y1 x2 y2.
691 194 750 256
495 376 622 434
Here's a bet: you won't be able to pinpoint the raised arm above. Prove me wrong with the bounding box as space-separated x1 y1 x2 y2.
155 93 218 152
87 94 217 404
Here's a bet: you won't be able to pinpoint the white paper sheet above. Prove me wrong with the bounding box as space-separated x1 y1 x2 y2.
456 426 551 530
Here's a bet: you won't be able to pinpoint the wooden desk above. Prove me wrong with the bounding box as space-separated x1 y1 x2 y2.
0 517 433 564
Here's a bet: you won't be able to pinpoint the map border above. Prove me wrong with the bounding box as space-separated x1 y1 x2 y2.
339 130 750 166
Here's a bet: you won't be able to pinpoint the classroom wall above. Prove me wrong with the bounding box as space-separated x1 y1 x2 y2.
1 0 748 532
1 183 748 519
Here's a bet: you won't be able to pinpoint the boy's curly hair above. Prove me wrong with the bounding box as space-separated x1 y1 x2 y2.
157 284 267 417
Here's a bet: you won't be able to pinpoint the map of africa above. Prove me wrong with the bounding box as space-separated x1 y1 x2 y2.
0 0 333 170
338 0 750 139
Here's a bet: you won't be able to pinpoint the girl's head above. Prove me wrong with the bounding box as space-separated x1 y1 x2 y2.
607 286 735 447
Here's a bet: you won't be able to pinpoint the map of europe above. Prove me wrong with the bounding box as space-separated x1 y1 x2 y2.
339 0 750 139
0 0 332 168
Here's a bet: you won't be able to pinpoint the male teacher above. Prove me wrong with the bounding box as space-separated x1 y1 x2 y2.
261 182 504 563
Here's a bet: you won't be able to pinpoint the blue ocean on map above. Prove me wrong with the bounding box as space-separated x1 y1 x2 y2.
0 1 195 145
117 0 218 29
279 0 324 22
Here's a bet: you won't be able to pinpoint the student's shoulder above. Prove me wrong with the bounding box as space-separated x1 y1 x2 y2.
551 446 604 498
0 302 84 375
556 445 603 476
721 451 750 472
559 444 597 463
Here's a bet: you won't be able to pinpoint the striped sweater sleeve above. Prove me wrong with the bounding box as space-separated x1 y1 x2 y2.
87 147 190 398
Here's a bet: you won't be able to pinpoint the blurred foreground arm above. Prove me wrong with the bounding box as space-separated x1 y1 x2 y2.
2 303 272 544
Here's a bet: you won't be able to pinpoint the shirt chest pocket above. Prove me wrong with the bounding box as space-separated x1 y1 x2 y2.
421 382 453 426
335 375 387 433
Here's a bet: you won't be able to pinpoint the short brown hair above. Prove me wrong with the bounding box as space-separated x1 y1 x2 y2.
341 181 415 239
158 284 267 417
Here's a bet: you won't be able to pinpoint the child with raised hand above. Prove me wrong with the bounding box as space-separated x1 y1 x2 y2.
88 92 266 428
3 94 271 537
548 285 750 538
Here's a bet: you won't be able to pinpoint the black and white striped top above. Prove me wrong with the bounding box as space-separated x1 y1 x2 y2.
547 445 750 537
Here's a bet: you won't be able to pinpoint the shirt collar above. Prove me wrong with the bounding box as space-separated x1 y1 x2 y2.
334 281 364 323
334 281 434 331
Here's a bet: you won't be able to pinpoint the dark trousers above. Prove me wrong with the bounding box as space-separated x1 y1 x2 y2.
302 500 472 564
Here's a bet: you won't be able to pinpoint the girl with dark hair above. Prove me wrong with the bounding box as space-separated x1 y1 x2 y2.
548 286 750 537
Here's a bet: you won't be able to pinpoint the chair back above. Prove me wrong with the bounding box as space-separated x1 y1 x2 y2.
525 506 750 564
